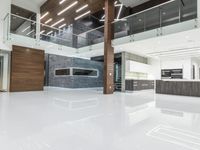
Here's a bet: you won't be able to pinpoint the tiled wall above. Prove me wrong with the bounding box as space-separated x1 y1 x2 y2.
46 54 103 88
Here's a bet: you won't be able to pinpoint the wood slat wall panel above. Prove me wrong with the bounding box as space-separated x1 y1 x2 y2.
10 45 45 92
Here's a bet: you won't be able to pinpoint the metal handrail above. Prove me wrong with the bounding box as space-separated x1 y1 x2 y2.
11 13 36 24
10 13 87 40
79 0 176 33
81 0 177 34
3 13 9 21
40 33 72 42
112 0 176 24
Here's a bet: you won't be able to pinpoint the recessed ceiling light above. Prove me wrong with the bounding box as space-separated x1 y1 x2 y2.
59 0 66 5
59 23 66 29
75 10 91 20
76 4 89 13
51 18 65 27
57 1 78 15
45 18 53 24
40 12 49 20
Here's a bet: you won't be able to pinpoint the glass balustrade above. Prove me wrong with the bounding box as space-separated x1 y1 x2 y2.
3 13 10 42
3 0 198 49
113 0 197 39
10 14 37 39
77 26 104 47
40 24 73 47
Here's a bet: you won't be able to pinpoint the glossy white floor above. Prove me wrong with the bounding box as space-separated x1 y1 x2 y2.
0 87 200 150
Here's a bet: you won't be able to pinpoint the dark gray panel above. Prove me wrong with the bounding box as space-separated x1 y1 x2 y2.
47 54 103 88
156 80 200 97
126 80 154 91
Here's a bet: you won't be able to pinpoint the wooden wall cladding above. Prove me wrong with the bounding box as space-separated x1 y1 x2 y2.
10 45 45 92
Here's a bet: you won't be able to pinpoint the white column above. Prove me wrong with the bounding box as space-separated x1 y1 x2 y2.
0 0 11 44
121 52 126 92
197 0 200 27
36 13 41 45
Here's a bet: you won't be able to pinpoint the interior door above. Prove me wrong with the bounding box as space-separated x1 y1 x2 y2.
0 56 3 90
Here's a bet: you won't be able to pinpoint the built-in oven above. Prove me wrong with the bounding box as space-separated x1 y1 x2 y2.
161 69 183 79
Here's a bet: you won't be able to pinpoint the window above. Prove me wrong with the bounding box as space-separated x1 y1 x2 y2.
72 68 98 77
55 69 70 76
54 68 99 77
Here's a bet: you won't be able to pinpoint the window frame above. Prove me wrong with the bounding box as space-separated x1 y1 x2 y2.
72 67 99 78
54 67 99 78
54 68 71 77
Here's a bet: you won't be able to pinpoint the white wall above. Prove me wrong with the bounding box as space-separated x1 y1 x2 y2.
160 58 192 80
126 59 161 80
147 58 196 80
0 52 9 91
0 0 11 49
198 0 200 27
148 58 161 80
191 57 200 80
126 60 150 73
10 34 78 57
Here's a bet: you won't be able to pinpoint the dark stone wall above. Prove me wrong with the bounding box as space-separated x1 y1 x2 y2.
46 54 103 88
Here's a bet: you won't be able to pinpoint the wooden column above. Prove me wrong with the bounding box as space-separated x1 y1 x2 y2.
104 0 115 94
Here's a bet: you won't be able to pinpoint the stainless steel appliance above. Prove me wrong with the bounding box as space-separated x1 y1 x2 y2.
161 69 183 79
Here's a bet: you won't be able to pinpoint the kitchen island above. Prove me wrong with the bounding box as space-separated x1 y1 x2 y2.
126 80 154 91
156 80 200 97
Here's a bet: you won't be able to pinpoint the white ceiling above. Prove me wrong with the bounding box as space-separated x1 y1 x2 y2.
119 0 150 7
115 28 200 60
12 0 46 12
32 0 46 7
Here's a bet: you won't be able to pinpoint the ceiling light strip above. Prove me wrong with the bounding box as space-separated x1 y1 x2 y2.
101 14 105 20
148 47 200 55
22 26 31 32
26 30 35 36
59 23 66 29
45 18 53 24
40 30 45 34
51 18 65 27
47 31 53 35
75 10 91 20
40 12 49 20
59 0 66 5
117 4 123 19
76 4 89 13
57 1 78 15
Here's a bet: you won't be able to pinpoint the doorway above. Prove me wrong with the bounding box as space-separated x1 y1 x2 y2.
0 50 10 92
0 56 3 90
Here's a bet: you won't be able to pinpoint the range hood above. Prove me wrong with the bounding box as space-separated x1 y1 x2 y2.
119 0 150 7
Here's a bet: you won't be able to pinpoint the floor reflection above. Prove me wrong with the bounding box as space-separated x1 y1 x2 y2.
0 88 199 150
